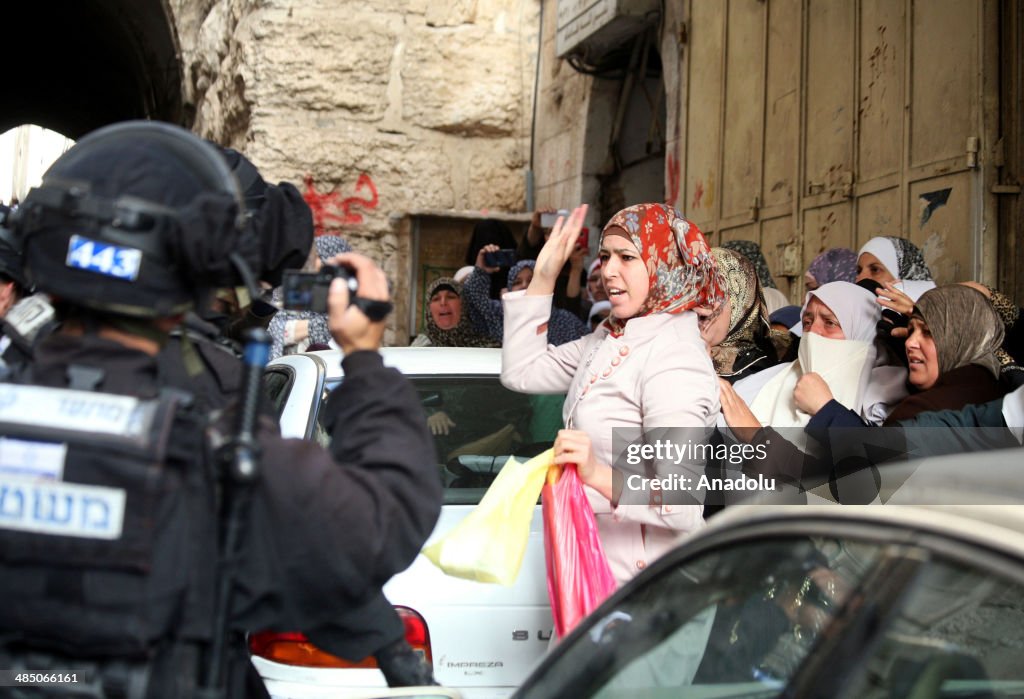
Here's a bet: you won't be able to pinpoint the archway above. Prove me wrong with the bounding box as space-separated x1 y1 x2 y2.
4 1 185 140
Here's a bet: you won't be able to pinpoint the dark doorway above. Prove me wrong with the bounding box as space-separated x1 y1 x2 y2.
578 23 667 224
4 1 185 139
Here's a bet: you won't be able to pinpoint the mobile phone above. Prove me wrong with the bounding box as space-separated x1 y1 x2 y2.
282 265 359 313
540 209 570 228
877 280 905 304
576 227 589 250
484 249 517 267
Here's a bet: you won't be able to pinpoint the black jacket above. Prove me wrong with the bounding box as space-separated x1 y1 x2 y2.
18 332 442 697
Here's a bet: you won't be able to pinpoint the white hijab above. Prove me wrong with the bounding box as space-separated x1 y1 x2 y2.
733 282 907 433
857 237 936 301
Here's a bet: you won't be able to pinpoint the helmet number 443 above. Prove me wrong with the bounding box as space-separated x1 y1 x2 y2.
65 235 142 281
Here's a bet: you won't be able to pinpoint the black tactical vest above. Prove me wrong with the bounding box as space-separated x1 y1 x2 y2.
0 383 218 696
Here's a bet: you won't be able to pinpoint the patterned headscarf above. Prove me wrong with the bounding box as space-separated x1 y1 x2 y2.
858 236 933 281
913 285 1003 379
506 259 535 290
710 247 788 376
602 204 725 339
807 248 857 286
424 277 499 348
505 259 589 345
268 234 354 359
721 240 777 289
314 234 352 260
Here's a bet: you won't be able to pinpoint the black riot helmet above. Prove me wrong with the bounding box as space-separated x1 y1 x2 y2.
219 146 313 287
10 121 261 318
0 222 28 292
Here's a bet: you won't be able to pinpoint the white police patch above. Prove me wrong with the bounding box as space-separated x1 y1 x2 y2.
0 384 148 438
0 476 125 540
0 437 66 481
66 235 142 281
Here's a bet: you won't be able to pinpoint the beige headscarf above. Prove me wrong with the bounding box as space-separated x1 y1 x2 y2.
913 285 1004 379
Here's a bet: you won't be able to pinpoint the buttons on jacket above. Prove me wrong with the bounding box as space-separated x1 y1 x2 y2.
635 560 646 570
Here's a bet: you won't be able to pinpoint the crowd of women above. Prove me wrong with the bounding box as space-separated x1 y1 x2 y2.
275 202 1023 593
482 202 1021 590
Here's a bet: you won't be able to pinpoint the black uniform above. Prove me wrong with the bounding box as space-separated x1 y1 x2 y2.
158 312 246 412
1 332 441 697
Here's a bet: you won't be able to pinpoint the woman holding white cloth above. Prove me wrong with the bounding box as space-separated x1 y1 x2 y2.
722 281 908 440
501 203 726 585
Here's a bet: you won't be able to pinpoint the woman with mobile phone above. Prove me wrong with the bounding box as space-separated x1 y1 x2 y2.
855 235 936 318
462 247 588 346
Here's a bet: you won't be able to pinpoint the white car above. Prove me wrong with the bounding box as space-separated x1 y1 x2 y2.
252 348 559 699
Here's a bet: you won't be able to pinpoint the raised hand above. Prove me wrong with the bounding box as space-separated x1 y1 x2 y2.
527 204 588 296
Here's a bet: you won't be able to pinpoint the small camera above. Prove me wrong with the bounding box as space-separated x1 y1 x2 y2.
540 209 570 228
281 264 358 313
484 249 518 267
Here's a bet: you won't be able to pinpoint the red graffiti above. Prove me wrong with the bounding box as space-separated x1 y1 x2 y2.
666 154 680 206
692 179 705 210
303 173 379 233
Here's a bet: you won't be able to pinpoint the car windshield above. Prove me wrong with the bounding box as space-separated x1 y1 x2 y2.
520 529 1024 699
835 554 1024 699
315 377 565 505
519 536 884 698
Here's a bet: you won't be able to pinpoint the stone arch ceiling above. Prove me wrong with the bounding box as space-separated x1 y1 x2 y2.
4 1 184 139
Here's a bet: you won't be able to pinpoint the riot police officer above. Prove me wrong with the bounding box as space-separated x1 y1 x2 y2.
0 122 441 698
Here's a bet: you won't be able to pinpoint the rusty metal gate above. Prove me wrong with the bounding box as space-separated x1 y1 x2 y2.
671 0 1000 300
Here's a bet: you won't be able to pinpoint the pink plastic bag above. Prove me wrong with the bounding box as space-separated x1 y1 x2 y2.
542 464 617 638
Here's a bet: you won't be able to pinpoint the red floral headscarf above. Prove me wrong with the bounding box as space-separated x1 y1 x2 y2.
601 203 725 338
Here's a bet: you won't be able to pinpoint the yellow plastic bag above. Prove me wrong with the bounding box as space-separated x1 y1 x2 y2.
422 449 552 586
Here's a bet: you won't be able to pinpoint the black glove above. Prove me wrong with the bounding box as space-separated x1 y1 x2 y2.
375 638 438 687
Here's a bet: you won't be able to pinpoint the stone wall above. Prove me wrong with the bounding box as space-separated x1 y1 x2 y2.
171 0 540 342
530 0 598 228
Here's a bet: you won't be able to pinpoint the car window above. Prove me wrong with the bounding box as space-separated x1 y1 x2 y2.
316 377 565 505
519 536 883 699
261 368 294 420
836 556 1024 699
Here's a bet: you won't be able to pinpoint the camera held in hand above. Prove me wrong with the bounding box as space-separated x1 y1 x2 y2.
282 265 359 313
484 249 518 268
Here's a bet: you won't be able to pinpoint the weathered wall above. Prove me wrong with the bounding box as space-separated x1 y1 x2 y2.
536 0 1012 303
170 0 540 342
531 0 669 254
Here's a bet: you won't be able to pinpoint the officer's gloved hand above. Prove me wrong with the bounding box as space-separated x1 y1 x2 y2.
375 638 438 687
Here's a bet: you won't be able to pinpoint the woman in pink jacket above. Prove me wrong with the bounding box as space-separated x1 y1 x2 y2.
501 203 726 585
